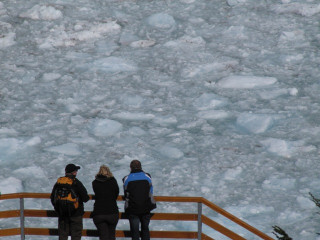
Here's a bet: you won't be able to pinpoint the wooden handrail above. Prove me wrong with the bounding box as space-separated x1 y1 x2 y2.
0 193 274 240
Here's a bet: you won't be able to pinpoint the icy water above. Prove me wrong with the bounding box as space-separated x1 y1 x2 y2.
1 0 320 239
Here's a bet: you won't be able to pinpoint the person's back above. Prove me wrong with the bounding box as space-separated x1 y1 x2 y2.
51 163 89 240
123 169 155 215
92 165 119 240
123 160 156 240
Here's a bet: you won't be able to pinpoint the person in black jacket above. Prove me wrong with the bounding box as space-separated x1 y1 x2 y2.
123 160 156 240
92 165 119 240
50 163 90 240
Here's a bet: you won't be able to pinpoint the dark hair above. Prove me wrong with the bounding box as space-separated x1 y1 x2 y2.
130 159 142 170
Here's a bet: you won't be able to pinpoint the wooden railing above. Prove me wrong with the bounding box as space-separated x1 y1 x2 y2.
0 193 274 240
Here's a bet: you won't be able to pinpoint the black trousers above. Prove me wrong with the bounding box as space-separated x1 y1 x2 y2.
93 213 119 240
58 215 83 240
128 213 151 240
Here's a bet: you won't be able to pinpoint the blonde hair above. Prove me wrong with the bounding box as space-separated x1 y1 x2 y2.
96 165 113 178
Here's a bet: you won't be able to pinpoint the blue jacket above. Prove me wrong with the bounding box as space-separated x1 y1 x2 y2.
123 169 156 214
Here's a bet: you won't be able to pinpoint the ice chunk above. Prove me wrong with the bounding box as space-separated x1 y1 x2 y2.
0 32 15 48
262 176 296 191
236 113 274 134
112 112 154 121
260 138 303 158
224 166 242 180
130 40 156 48
0 137 39 162
296 196 314 210
0 177 23 194
164 36 205 49
42 73 61 81
217 76 277 89
13 166 46 179
197 110 230 120
146 13 176 29
90 119 123 137
193 93 227 110
89 57 137 73
272 3 320 17
159 146 184 159
19 4 63 20
153 116 177 126
46 143 81 156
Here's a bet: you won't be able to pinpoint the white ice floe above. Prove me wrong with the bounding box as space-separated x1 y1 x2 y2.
224 166 243 181
13 166 46 179
0 32 15 48
236 113 274 134
146 13 176 29
112 112 155 121
38 21 121 48
181 60 239 78
262 176 296 191
0 177 23 194
89 57 137 73
89 119 123 137
130 40 156 48
164 35 205 49
197 110 231 120
217 76 277 89
260 138 302 158
46 143 81 156
153 116 178 126
159 146 184 159
19 4 63 20
272 3 320 17
193 93 228 110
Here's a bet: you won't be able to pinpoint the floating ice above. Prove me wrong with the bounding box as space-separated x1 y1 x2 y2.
13 166 46 179
181 60 239 78
38 21 121 48
89 119 123 137
0 32 15 48
224 166 242 181
46 143 81 156
296 196 314 210
42 73 61 81
130 40 156 48
153 116 178 126
197 110 230 120
236 113 274 134
0 177 23 194
112 112 155 121
193 93 227 110
272 3 320 17
19 4 63 20
164 35 205 49
262 176 296 191
217 76 277 89
146 13 176 29
260 138 304 158
89 57 137 73
159 146 184 159
0 138 40 162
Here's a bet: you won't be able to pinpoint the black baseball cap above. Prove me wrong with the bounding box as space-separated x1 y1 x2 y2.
65 164 81 173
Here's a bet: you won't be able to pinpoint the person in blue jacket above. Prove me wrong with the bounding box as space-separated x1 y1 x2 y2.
122 160 156 240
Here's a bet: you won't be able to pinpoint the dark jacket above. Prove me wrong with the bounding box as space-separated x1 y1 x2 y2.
91 175 119 217
50 175 90 217
122 169 156 215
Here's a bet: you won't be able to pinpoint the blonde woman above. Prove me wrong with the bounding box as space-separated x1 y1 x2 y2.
92 165 119 240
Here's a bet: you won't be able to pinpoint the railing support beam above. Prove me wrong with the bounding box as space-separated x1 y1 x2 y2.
20 198 25 240
197 202 202 240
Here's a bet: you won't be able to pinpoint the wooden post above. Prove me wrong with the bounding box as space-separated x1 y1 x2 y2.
20 198 25 240
197 202 202 240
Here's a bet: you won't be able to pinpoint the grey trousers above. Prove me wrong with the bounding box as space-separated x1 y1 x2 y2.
58 215 83 240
